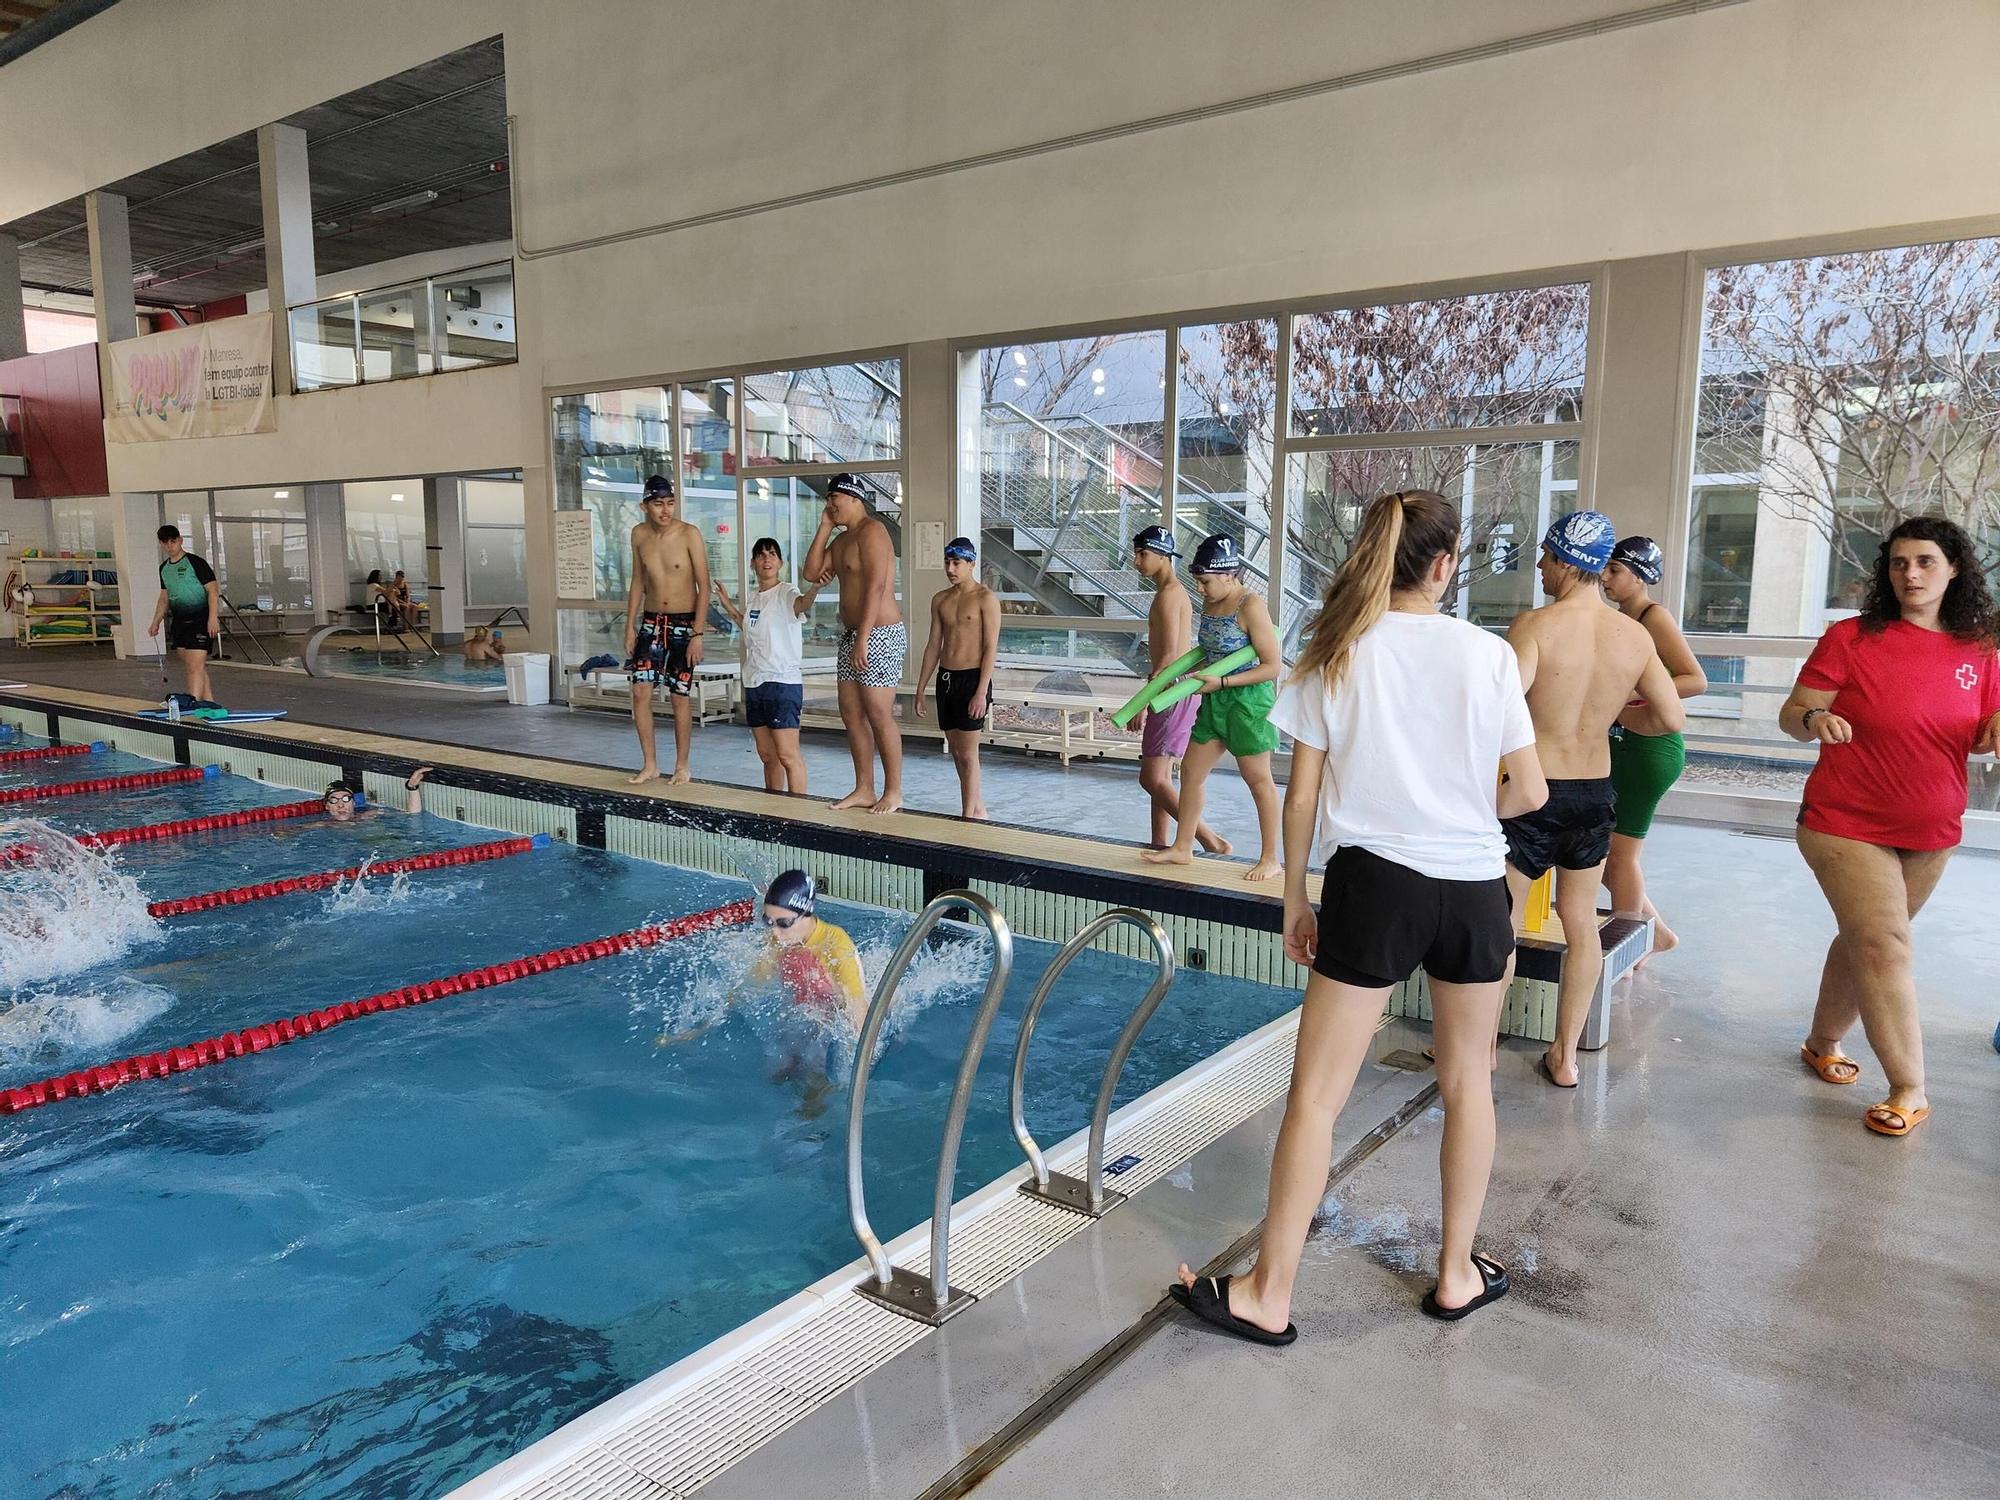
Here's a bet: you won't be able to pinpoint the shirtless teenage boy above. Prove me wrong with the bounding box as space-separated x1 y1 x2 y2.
914 536 1000 818
1505 512 1685 1086
805 473 906 814
623 474 711 785
1130 525 1226 854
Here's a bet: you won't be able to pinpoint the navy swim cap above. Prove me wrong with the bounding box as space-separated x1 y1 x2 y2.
1543 511 1616 574
643 474 677 500
826 473 869 503
766 869 816 915
1133 525 1178 558
1610 535 1665 585
944 536 977 562
1190 534 1242 574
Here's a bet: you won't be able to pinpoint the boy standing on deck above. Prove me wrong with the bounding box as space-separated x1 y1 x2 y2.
1130 526 1226 854
149 524 221 705
1503 512 1685 1086
623 474 712 786
914 537 1000 819
806 473 906 814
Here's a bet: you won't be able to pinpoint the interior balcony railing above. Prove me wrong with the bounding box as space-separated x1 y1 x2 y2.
289 259 515 393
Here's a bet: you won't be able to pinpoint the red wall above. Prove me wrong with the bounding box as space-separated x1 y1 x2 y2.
0 344 110 499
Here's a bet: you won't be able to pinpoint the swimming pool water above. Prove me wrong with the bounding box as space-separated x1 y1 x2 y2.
0 744 1297 1498
277 649 508 689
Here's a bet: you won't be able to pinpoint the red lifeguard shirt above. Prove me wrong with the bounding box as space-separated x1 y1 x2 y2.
1797 617 2000 850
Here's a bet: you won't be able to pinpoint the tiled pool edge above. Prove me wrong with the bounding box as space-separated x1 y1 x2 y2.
446 1005 1311 1500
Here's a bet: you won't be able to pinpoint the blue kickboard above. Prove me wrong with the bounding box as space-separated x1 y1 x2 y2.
136 709 290 723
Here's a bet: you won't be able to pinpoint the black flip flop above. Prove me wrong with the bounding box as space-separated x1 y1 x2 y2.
1537 1052 1577 1090
1168 1274 1297 1347
1421 1252 1511 1321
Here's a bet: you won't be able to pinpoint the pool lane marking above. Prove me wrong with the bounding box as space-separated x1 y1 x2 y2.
0 897 756 1117
0 740 104 766
145 834 548 918
0 797 327 863
0 763 217 805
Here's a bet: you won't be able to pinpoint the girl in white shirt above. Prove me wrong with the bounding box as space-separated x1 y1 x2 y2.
1171 489 1548 1342
714 538 820 794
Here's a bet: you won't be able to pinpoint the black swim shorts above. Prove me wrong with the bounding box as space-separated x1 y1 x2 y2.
1313 845 1514 988
165 609 215 654
629 611 696 697
935 667 987 733
1502 776 1617 880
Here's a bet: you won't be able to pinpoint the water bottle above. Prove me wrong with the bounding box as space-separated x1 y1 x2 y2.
167 696 181 723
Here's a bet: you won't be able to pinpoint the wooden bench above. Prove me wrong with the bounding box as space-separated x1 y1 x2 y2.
565 663 741 725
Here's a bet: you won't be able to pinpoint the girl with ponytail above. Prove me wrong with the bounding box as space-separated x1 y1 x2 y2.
1169 490 1550 1343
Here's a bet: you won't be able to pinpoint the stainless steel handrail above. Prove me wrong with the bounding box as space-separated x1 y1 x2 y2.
846 889 1014 1324
1007 909 1175 1217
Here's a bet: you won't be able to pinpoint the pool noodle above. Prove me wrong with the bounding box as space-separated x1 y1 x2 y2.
1110 647 1205 729
1145 645 1260 716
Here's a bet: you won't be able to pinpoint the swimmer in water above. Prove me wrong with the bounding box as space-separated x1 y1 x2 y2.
320 766 431 823
750 869 868 1032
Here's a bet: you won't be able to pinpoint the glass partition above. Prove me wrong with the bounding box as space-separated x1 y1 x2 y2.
464 478 527 608
289 260 515 392
551 386 671 603
742 359 901 466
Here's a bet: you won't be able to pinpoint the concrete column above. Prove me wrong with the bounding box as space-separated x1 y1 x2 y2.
257 121 317 396
85 192 137 345
1587 253 1702 613
902 338 954 688
423 475 466 642
0 235 27 362
303 481 347 624
105 492 163 659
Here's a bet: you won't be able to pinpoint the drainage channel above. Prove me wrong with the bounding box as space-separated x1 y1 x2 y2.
915 1078 1442 1500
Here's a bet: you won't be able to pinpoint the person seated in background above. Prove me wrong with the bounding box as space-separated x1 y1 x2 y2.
321 766 431 823
388 571 417 628
462 627 506 664
365 569 406 630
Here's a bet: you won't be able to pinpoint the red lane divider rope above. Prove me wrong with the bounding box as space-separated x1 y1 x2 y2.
0 798 324 864
0 741 103 766
146 835 542 918
0 765 212 805
0 898 756 1116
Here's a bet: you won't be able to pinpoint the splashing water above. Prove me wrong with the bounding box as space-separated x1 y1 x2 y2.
0 977 175 1069
0 819 159 993
322 861 424 915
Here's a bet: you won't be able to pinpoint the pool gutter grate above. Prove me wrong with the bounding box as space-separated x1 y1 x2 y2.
449 1010 1302 1500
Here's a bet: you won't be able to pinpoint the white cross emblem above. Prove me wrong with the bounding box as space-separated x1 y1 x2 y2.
1957 663 1979 691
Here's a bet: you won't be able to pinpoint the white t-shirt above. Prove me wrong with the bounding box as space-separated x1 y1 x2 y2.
743 583 804 688
1269 610 1535 881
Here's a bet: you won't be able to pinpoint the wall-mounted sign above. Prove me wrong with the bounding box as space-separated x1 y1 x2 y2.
104 314 277 443
553 510 598 599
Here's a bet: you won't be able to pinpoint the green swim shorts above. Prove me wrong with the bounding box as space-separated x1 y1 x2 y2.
1191 679 1279 758
1608 726 1685 838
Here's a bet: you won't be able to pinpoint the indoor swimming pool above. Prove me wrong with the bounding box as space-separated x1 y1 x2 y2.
0 737 1298 1499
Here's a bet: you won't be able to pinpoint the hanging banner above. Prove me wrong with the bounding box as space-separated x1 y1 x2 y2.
104 314 278 443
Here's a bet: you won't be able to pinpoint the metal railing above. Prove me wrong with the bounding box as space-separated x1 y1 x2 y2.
1010 909 1175 1217
289 259 515 393
846 890 1014 1326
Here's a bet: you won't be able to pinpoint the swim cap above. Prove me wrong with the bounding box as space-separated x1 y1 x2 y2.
1190 535 1242 574
643 474 677 500
826 473 869 503
1133 525 1178 558
1543 511 1616 574
943 536 977 562
1609 535 1664 586
766 869 816 915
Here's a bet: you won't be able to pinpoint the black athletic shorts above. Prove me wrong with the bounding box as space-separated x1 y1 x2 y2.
166 609 215 654
936 668 987 732
629 611 695 697
1502 776 1617 880
1314 845 1514 988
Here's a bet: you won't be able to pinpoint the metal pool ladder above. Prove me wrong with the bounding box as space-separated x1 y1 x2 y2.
846 890 1014 1326
1010 908 1175 1217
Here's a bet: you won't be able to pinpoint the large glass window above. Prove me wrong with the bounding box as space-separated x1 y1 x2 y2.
343 481 429 606
463 478 527 609
1687 237 2000 638
209 487 310 613
741 359 901 467
551 385 671 603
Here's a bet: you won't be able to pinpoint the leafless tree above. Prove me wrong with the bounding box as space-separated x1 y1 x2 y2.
1704 239 2000 573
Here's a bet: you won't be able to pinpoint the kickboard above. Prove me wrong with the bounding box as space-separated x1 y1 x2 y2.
136 709 289 723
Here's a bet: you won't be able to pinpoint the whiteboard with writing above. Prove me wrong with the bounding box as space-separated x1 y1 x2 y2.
553 511 598 599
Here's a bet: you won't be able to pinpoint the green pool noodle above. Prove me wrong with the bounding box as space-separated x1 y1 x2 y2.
1112 647 1205 729
1146 645 1260 716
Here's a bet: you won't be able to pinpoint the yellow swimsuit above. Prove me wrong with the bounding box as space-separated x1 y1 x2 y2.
753 919 865 1021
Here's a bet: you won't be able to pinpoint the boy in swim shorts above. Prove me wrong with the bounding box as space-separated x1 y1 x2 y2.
1130 525 1226 854
806 474 907 814
915 537 1000 818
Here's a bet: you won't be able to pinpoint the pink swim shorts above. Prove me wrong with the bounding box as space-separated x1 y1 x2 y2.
1139 694 1199 759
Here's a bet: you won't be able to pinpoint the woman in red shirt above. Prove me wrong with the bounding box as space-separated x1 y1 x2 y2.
1782 518 2000 1138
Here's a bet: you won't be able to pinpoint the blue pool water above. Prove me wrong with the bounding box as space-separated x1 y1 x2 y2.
271 650 509 689
0 741 1297 1498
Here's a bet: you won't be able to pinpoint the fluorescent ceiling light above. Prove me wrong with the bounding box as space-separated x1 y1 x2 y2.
390 493 405 503
227 236 264 255
1012 376 1027 388
370 189 440 215
273 490 289 498
1011 350 1027 368
1089 368 1105 383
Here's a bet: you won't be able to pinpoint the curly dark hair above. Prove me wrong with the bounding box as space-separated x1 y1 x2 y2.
1858 516 1997 645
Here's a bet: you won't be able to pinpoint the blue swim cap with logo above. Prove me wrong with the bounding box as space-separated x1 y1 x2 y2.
1543 511 1616 573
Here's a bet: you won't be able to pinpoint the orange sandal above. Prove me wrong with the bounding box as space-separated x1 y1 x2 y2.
1801 1043 1862 1085
1864 1101 1929 1137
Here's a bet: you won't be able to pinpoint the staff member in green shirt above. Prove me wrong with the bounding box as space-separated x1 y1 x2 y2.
148 524 221 704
